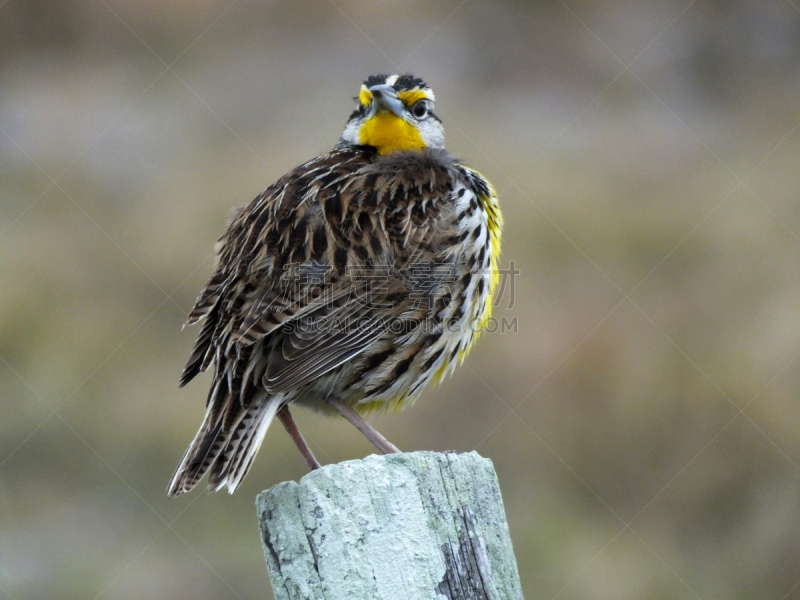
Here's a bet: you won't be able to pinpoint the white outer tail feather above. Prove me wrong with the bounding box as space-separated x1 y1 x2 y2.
168 393 283 496
212 395 283 494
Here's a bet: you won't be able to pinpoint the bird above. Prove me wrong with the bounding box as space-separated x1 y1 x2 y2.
168 74 502 496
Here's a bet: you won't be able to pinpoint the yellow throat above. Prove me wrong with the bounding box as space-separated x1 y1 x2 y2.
359 113 424 155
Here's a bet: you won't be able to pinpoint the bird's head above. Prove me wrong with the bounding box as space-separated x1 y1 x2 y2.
339 74 444 155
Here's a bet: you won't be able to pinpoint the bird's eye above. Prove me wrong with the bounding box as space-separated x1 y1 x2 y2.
411 100 429 119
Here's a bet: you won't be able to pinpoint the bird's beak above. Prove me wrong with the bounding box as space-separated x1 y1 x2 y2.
368 84 404 118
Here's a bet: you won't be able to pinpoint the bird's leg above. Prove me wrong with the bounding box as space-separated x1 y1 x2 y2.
327 398 401 454
277 405 322 470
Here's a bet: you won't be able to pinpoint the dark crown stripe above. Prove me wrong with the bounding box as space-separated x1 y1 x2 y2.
362 73 429 92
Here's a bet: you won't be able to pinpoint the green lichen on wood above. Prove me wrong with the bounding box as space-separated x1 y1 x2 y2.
256 451 524 600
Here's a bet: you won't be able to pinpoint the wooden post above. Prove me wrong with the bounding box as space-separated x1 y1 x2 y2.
256 451 524 600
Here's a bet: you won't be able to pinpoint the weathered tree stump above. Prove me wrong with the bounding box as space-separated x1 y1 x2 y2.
256 451 524 599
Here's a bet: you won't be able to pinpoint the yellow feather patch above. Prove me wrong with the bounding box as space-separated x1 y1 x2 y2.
397 89 428 106
356 393 408 415
477 181 502 336
359 86 373 106
359 114 424 155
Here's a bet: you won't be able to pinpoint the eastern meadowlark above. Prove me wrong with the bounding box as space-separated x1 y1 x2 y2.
168 74 502 496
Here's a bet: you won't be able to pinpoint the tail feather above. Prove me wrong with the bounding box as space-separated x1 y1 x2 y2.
208 395 282 493
168 390 281 496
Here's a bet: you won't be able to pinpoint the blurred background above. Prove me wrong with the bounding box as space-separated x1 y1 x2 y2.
1 0 799 598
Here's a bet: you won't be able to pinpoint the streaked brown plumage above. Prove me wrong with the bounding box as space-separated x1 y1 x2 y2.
168 74 501 496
